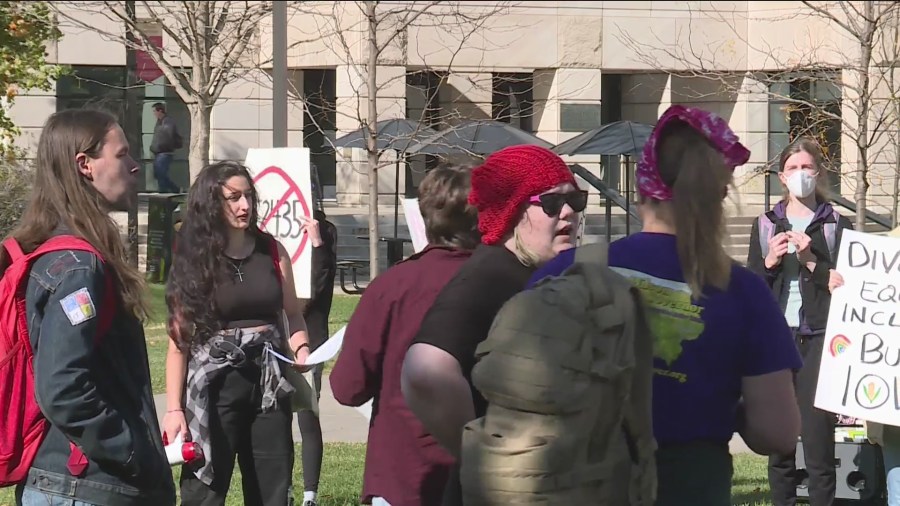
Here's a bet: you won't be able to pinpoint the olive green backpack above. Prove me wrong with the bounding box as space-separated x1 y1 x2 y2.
459 242 657 505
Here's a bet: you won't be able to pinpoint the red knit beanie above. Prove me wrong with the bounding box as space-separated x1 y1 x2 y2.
468 144 577 245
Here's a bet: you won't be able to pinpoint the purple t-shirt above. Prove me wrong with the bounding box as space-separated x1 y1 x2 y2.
527 232 803 445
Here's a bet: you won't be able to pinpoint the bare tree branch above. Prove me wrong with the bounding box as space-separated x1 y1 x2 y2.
53 1 272 181
616 1 900 227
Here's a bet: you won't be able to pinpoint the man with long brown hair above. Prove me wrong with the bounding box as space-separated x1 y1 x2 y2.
0 109 176 505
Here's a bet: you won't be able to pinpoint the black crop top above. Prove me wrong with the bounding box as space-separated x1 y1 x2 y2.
215 234 284 329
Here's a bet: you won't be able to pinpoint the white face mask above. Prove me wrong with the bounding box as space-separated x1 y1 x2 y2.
785 171 817 199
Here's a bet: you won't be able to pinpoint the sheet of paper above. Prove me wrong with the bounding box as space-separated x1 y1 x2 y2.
305 325 347 365
266 347 296 364
402 198 428 253
355 399 373 420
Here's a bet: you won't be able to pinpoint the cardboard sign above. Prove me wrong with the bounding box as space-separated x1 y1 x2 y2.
815 229 900 425
245 148 313 299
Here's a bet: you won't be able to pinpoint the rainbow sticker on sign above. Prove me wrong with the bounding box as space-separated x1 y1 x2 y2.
830 334 851 357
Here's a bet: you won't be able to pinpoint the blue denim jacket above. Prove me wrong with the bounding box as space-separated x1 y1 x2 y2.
21 248 175 506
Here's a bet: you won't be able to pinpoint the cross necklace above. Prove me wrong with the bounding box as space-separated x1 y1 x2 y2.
231 258 246 283
227 238 253 283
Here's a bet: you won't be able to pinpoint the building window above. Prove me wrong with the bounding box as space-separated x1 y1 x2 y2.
493 72 533 133
56 66 127 121
303 69 337 197
559 103 603 133
58 66 189 192
407 70 443 128
768 73 842 194
405 70 445 197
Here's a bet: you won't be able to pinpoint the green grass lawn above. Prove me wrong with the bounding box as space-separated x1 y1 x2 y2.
0 450 776 505
0 284 782 504
0 442 366 506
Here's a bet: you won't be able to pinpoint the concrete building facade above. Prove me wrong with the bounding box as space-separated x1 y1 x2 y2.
12 1 900 220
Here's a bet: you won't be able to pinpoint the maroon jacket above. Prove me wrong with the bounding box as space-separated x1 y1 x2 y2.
329 245 473 506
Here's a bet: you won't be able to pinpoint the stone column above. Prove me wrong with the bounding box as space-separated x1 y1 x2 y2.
533 68 604 194
335 63 407 206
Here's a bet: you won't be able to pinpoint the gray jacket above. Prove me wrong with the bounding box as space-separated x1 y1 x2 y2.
150 116 179 154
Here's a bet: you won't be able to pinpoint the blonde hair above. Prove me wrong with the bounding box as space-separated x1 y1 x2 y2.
513 226 543 267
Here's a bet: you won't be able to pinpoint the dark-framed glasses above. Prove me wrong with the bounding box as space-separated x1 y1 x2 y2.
528 190 588 216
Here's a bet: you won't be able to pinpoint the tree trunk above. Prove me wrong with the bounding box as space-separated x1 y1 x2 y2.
187 101 211 184
892 14 900 228
892 91 900 228
365 0 380 279
893 138 899 227
124 0 139 268
855 6 874 231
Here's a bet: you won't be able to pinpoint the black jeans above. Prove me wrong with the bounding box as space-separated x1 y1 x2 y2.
656 441 733 506
180 364 294 506
768 332 836 506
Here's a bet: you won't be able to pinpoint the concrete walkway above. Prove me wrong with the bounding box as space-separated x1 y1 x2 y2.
153 374 758 454
153 373 370 445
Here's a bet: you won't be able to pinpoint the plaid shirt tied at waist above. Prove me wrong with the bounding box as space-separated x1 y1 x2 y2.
183 324 295 486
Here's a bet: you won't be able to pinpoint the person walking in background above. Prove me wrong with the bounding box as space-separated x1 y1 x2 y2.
402 145 584 506
150 102 182 193
331 165 481 506
162 161 313 506
530 105 803 506
296 203 338 506
0 109 176 505
749 137 854 506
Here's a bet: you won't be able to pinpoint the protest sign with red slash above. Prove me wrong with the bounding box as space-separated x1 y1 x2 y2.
245 148 313 299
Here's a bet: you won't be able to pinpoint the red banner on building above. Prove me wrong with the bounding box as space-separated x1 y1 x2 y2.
136 35 163 83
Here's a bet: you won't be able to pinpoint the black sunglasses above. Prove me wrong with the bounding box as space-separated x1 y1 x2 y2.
528 190 588 216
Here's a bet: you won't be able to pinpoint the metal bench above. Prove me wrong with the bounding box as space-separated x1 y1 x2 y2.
336 259 369 295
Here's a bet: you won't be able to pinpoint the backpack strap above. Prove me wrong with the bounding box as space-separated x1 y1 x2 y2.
31 236 116 340
266 234 284 288
23 236 119 477
758 212 777 260
824 209 839 262
572 241 658 504
574 241 609 269
265 235 292 342
1 237 24 262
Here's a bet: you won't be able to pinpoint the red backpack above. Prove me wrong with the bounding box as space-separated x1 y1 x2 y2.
0 235 115 486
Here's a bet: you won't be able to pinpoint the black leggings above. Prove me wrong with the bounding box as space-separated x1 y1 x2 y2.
768 332 836 506
299 298 331 493
180 366 294 506
297 364 324 492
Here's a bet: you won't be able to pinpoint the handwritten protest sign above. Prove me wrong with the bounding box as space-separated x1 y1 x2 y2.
245 148 313 299
815 229 900 425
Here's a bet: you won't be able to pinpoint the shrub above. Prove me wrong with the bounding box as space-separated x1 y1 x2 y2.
0 161 33 238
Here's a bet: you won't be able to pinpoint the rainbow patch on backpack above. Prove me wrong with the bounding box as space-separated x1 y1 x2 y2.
59 287 96 326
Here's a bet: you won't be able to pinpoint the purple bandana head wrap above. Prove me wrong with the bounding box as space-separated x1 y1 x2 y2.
636 105 751 201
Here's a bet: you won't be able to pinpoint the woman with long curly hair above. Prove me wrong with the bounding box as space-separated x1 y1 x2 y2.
162 161 312 506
